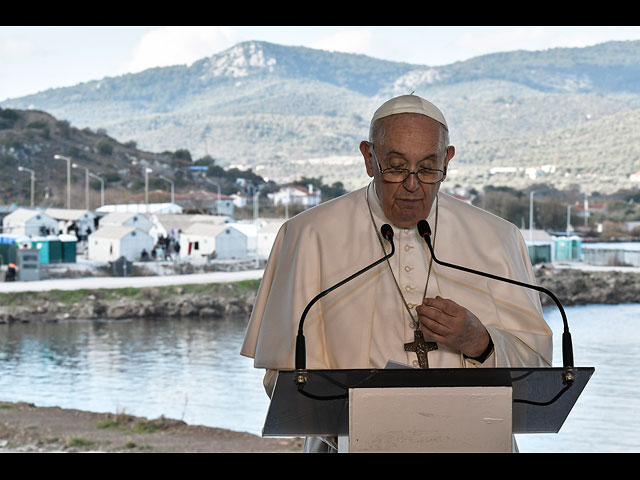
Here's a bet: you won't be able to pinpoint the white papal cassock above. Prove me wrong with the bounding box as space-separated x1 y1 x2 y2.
241 182 552 388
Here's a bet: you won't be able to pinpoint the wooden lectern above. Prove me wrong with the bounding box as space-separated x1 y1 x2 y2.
262 367 594 453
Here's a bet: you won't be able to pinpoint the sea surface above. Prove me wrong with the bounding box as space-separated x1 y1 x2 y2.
0 303 638 453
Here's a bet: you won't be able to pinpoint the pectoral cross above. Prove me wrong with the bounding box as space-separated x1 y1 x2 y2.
404 329 438 368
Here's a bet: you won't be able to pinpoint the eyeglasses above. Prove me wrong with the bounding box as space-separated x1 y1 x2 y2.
371 144 447 184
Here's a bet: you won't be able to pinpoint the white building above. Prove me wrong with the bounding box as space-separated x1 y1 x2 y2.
231 193 250 208
175 191 235 217
2 208 59 236
44 208 98 236
268 185 321 208
88 226 154 262
257 220 285 259
227 222 258 254
98 212 154 233
149 213 230 242
180 223 247 260
96 203 183 214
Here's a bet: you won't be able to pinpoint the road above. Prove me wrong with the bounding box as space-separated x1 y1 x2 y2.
0 270 265 293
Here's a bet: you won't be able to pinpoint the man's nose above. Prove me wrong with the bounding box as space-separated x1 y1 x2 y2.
403 171 420 192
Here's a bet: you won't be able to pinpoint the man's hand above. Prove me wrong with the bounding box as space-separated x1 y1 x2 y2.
415 296 490 358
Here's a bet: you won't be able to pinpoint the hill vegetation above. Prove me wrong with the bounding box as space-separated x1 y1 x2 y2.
2 39 640 199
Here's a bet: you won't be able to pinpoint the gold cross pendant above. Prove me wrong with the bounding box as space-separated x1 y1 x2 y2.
404 329 438 368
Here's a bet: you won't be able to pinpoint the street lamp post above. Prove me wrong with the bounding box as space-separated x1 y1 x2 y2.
54 155 71 209
158 175 175 204
145 168 152 212
88 172 105 207
72 163 90 210
203 177 221 214
131 161 152 213
17 166 35 207
584 193 589 227
529 190 535 243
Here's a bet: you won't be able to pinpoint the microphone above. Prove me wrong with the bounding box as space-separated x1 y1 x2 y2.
294 224 395 388
416 220 575 385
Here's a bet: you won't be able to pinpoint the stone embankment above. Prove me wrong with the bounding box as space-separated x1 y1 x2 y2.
1 267 639 324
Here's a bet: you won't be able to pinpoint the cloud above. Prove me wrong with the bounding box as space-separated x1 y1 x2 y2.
310 28 374 56
0 38 36 58
122 26 239 74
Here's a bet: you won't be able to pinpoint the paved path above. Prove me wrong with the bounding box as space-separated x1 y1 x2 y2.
0 270 265 293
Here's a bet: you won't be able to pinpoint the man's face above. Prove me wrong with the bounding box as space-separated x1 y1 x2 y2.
360 113 455 228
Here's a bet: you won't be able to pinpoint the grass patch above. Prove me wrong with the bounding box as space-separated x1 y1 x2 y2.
131 419 165 434
96 413 172 434
95 419 121 430
67 437 95 448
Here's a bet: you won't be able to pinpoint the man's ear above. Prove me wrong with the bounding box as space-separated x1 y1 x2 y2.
360 141 374 178
443 145 455 177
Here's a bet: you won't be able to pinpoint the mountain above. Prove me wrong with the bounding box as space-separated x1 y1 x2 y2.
3 39 640 194
0 108 193 208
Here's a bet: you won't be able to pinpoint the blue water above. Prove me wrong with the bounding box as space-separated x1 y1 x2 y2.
515 303 640 453
1 304 639 452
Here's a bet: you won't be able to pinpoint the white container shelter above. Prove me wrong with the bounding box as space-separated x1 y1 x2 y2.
2 208 59 236
88 226 154 262
257 220 285 259
180 223 247 260
98 212 154 233
149 213 230 242
45 208 97 236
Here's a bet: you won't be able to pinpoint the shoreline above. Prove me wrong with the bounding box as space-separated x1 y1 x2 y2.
1 265 640 324
0 401 303 453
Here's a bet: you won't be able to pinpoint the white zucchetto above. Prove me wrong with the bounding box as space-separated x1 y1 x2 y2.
371 94 448 129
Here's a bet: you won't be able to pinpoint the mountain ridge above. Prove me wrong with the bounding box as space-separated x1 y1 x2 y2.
2 38 640 194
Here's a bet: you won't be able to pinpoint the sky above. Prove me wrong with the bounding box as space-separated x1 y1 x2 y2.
2 26 640 102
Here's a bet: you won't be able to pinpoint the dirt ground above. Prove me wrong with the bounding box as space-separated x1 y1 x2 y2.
0 401 304 453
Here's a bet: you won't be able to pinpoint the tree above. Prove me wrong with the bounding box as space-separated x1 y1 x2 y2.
173 149 192 163
96 138 113 155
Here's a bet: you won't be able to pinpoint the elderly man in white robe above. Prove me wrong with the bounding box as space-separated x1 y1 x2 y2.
241 94 553 452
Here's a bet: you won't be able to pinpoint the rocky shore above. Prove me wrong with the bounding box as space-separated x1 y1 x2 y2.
534 265 640 306
0 280 260 324
0 401 303 453
1 267 639 324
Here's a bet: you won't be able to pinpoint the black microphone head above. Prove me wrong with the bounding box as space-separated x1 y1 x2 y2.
417 220 431 239
381 223 394 240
